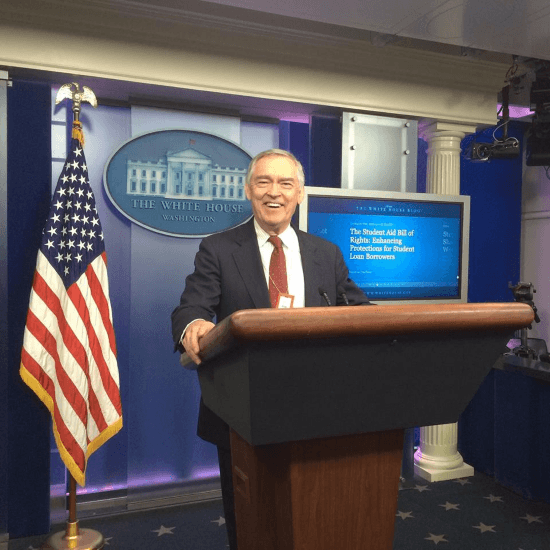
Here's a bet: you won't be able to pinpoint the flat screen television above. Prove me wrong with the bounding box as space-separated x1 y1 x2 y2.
298 188 470 304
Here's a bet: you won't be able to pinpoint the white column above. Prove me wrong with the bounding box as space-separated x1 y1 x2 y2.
413 120 477 482
194 163 200 195
167 161 174 195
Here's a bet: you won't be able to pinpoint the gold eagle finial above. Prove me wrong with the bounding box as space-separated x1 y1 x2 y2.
55 83 97 145
55 82 97 119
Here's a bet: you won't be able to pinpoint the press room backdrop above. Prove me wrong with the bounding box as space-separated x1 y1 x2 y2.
4 78 525 537
50 96 281 502
50 99 525 502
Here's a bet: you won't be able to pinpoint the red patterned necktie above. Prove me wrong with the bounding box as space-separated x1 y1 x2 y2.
268 235 288 308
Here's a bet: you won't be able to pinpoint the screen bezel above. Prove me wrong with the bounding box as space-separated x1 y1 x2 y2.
298 187 470 305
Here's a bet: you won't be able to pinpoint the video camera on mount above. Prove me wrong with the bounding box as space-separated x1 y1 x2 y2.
470 139 520 161
507 282 550 363
469 84 520 162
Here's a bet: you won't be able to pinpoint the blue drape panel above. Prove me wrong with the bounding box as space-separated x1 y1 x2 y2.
460 122 524 304
279 120 310 185
494 370 550 501
6 79 52 536
460 369 550 503
457 121 550 501
310 116 342 188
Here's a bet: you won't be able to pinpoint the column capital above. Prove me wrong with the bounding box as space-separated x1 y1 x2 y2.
419 120 478 141
420 119 477 195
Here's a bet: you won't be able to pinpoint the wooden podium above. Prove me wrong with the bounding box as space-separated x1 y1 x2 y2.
185 303 534 550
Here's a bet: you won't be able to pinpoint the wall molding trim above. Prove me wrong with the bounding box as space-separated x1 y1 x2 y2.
523 211 550 220
0 1 509 125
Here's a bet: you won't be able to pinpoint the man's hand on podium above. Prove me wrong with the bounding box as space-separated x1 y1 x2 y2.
182 319 215 366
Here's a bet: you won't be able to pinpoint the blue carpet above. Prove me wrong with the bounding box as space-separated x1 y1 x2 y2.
395 473 550 549
9 472 550 549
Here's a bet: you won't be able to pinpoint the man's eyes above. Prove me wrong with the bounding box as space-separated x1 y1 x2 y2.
255 181 294 188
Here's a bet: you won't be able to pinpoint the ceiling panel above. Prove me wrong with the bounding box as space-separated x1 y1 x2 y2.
199 0 550 61
198 0 452 33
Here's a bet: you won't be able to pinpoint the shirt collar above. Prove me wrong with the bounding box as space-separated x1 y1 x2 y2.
253 218 298 249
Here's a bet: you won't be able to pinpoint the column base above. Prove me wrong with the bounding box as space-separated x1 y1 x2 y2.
414 461 474 482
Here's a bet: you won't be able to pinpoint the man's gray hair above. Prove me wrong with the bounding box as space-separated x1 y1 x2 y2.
245 149 305 187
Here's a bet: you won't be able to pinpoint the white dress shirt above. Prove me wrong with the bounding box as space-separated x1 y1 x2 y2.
253 219 305 308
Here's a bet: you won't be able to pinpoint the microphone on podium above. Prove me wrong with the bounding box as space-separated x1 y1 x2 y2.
318 287 332 306
337 285 349 305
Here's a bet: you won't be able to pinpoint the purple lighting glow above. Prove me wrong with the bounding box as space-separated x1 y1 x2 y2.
52 470 222 497
127 472 180 488
76 482 128 495
498 104 533 119
280 114 310 124
191 466 220 480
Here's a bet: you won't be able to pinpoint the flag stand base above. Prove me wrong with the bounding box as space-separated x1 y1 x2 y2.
42 521 104 550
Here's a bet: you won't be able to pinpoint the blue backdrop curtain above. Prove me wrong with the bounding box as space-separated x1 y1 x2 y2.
6 79 52 537
457 121 548 500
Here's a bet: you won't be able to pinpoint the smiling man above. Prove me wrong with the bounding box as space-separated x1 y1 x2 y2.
171 148 369 549
245 152 304 235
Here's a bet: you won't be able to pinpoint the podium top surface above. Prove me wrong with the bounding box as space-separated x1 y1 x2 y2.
182 302 534 366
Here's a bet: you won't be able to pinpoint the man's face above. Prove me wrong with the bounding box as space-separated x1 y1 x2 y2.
245 155 304 236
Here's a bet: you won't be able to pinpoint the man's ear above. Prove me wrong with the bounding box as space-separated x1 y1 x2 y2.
297 185 305 204
245 184 252 201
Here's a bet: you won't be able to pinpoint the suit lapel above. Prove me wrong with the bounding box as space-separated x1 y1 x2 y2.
297 230 323 307
232 220 271 309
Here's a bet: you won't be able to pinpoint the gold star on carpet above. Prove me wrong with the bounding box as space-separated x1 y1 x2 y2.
439 501 460 511
414 484 430 492
520 513 543 524
152 525 175 536
484 494 504 503
473 522 496 533
453 478 472 485
425 533 448 545
396 510 414 520
211 516 226 526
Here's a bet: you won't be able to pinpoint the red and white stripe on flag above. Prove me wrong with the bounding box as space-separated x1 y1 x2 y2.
20 138 122 486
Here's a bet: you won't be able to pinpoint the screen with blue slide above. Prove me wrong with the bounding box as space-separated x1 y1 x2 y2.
299 188 470 304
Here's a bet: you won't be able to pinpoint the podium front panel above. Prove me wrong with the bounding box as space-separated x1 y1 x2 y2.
198 331 510 446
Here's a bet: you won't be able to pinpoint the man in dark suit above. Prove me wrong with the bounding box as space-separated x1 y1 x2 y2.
171 149 370 549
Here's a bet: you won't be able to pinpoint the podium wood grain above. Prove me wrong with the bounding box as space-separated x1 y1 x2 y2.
231 428 404 550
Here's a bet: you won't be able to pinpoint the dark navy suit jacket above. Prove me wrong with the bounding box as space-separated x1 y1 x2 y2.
171 218 370 447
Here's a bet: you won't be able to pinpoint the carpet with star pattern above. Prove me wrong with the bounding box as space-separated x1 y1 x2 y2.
8 471 550 549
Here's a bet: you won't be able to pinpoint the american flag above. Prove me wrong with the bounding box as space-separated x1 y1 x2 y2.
20 137 122 486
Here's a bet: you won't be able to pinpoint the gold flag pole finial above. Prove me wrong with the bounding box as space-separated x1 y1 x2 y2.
55 83 97 147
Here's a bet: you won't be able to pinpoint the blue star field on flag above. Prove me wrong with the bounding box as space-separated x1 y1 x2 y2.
41 139 105 288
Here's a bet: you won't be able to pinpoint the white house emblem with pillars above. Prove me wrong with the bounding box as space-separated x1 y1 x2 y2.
127 148 246 201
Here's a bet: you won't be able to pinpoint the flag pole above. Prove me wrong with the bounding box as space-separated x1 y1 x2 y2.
43 474 105 550
41 82 105 550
